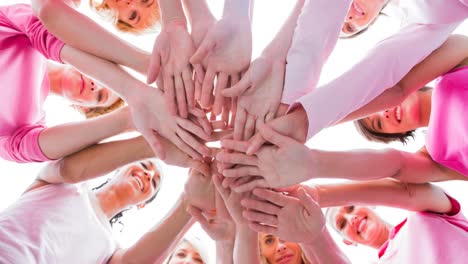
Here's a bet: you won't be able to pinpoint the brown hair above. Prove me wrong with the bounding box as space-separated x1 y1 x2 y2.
89 0 160 34
354 86 433 144
74 97 126 119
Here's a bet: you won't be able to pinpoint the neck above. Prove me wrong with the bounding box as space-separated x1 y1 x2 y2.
369 223 392 249
94 187 127 220
47 62 66 96
418 90 432 127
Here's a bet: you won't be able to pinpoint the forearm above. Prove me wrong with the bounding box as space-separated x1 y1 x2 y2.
159 0 188 28
223 0 252 19
313 178 452 213
297 22 459 139
115 195 194 264
300 228 350 264
182 0 214 28
60 45 147 102
38 107 132 160
281 0 351 104
40 136 153 184
31 0 149 74
216 240 234 264
234 225 260 264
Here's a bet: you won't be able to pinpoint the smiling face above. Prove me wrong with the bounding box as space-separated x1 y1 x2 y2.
104 0 159 31
259 233 303 264
168 240 204 264
57 66 119 108
327 206 389 247
108 159 161 208
361 92 422 134
341 0 387 37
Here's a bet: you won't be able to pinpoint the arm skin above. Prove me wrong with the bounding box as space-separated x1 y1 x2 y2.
234 225 260 264
308 178 453 214
216 240 234 264
30 0 149 74
109 195 196 264
341 34 468 123
300 228 351 264
38 107 132 160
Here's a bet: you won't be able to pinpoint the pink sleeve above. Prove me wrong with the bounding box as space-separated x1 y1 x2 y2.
0 124 52 163
294 22 460 139
0 4 64 63
281 0 352 105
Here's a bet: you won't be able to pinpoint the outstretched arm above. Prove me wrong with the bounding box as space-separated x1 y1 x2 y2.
31 0 149 74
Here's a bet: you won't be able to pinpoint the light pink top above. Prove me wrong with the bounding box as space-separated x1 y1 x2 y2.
426 66 468 176
0 183 117 264
0 4 64 162
282 0 468 139
378 196 468 263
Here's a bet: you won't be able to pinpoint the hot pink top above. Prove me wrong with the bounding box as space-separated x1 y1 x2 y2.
378 196 468 263
0 183 117 263
426 66 468 176
0 4 64 162
282 0 468 139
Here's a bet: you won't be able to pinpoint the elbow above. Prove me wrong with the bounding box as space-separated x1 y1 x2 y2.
31 0 58 24
57 158 82 184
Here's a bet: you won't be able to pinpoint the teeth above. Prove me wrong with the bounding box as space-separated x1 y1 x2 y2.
353 1 364 14
396 106 401 121
135 176 143 191
358 218 366 233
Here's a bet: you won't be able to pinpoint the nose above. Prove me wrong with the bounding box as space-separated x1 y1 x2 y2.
383 110 390 119
276 242 288 253
345 214 359 227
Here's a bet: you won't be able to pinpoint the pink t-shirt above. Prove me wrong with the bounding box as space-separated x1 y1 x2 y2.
283 0 467 139
0 183 117 263
426 66 468 176
378 196 468 263
0 4 64 162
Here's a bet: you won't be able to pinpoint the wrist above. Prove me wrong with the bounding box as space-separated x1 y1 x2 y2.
222 0 252 19
162 18 188 32
289 105 308 142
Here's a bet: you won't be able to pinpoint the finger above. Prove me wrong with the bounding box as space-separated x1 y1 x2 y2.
189 159 211 178
216 152 258 166
220 139 249 153
258 123 291 148
156 75 164 91
176 128 211 157
147 51 161 84
222 70 251 97
209 130 233 142
195 76 202 102
200 68 216 108
243 114 256 141
213 73 228 116
265 111 276 123
252 188 289 207
211 120 227 130
232 178 268 193
213 173 229 200
221 96 231 126
297 188 320 217
193 64 205 84
163 74 177 116
196 116 213 135
188 107 207 118
230 97 238 128
241 198 281 215
222 176 237 188
223 166 260 178
248 222 277 234
176 117 210 141
230 176 254 188
187 205 210 227
143 129 166 159
182 69 195 108
242 210 278 226
190 36 215 65
246 132 266 155
233 107 247 141
175 75 188 118
173 134 203 161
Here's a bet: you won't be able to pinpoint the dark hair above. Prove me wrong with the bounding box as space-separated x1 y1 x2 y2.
92 177 160 227
340 0 391 39
354 86 433 144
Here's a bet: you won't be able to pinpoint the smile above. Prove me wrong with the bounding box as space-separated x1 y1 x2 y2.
132 172 145 192
352 1 365 15
357 216 367 234
276 254 294 264
395 106 402 122
79 74 85 95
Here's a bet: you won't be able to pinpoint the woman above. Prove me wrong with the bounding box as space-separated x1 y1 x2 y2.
259 233 311 264
1 4 210 163
0 121 210 263
241 179 468 263
165 238 207 264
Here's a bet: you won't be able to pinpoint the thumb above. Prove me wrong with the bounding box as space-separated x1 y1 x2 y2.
147 51 161 84
191 36 216 64
222 69 251 97
257 123 291 148
297 188 320 218
144 130 166 160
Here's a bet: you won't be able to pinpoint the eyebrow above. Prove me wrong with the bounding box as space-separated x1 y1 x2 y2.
97 90 103 103
151 178 157 189
146 0 155 8
117 19 134 29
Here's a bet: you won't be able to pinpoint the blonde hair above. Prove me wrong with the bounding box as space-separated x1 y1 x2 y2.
89 0 160 34
74 97 125 119
258 234 311 264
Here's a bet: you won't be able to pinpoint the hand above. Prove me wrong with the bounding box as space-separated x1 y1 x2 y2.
184 166 215 213
147 24 196 118
190 17 252 111
187 189 235 242
223 55 285 141
216 124 313 192
246 106 308 155
241 188 325 244
127 85 211 160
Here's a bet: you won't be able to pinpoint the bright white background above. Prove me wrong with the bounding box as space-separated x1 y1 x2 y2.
1 0 467 263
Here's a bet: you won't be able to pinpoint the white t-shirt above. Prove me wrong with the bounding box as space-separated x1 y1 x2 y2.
0 183 117 264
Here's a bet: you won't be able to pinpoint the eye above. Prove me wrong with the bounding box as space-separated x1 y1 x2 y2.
377 119 382 130
140 162 149 170
129 11 137 21
176 252 186 258
97 90 103 103
265 238 274 245
339 219 346 230
141 0 149 3
347 206 355 213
